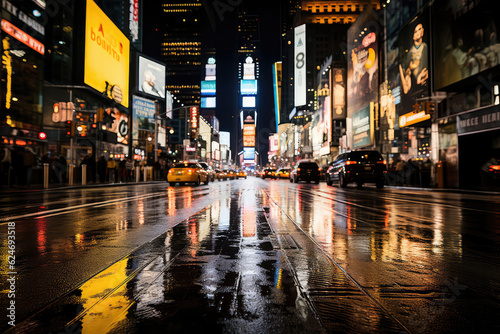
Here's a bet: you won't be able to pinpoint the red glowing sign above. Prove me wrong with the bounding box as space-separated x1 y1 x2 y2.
190 106 199 129
1 19 45 55
38 132 47 140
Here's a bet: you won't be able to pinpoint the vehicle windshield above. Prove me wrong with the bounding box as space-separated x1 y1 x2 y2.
349 151 383 161
173 163 199 168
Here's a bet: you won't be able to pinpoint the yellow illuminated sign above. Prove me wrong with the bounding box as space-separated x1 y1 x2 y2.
399 111 431 128
84 0 129 108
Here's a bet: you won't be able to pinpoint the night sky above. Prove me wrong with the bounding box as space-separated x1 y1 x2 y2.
143 0 282 166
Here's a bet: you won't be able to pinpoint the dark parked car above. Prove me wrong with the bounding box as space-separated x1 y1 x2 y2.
326 150 387 188
290 160 320 183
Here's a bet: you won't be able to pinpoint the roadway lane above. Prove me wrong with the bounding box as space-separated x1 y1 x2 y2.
1 178 499 333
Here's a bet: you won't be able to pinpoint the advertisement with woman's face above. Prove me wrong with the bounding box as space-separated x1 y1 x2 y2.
434 0 500 90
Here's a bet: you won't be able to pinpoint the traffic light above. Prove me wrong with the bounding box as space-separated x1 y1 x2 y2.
168 119 182 144
426 102 435 114
75 99 86 111
65 120 75 137
401 129 409 154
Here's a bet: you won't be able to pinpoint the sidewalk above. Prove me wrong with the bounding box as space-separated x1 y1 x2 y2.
0 179 167 193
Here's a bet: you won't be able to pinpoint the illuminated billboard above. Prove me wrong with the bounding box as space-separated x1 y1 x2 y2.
332 68 346 120
434 0 499 89
242 96 255 108
272 62 282 132
352 106 372 148
243 147 255 160
201 81 216 96
294 24 306 106
347 10 379 117
201 97 216 108
84 0 130 108
398 11 430 113
132 95 155 140
240 80 257 95
138 55 165 99
243 124 255 147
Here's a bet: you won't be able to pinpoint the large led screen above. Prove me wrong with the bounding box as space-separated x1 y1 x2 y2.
201 97 216 108
240 80 257 95
434 0 499 90
398 11 430 113
132 96 155 140
201 81 216 96
347 10 379 117
138 55 165 99
85 0 130 108
243 147 255 160
242 96 255 108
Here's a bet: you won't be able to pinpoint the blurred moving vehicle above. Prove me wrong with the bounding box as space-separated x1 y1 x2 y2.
326 150 386 188
214 169 226 181
276 168 290 179
261 168 277 179
198 162 215 182
290 160 320 184
236 170 247 179
167 162 209 186
224 169 236 180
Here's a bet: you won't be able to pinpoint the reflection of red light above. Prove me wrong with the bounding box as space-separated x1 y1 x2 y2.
37 219 47 254
347 206 352 235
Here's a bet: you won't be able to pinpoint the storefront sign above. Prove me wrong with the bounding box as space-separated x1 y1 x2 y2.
457 106 500 135
399 110 431 127
1 19 44 54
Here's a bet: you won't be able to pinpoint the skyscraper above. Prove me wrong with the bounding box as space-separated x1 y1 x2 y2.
155 0 206 107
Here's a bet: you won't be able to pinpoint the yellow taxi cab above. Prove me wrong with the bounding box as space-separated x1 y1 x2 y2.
224 169 236 180
167 162 209 186
215 169 226 181
236 170 247 179
277 168 290 179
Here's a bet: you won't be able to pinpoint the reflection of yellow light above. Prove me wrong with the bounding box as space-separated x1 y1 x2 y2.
12 97 18 102
80 259 130 333
3 38 12 109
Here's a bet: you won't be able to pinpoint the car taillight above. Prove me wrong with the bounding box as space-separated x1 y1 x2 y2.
168 170 173 174
345 161 357 165
377 160 387 164
490 165 500 171
188 169 193 174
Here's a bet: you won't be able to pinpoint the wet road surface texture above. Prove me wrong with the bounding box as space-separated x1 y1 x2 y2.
1 178 499 333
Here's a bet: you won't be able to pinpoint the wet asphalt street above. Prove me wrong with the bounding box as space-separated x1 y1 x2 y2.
0 178 499 333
